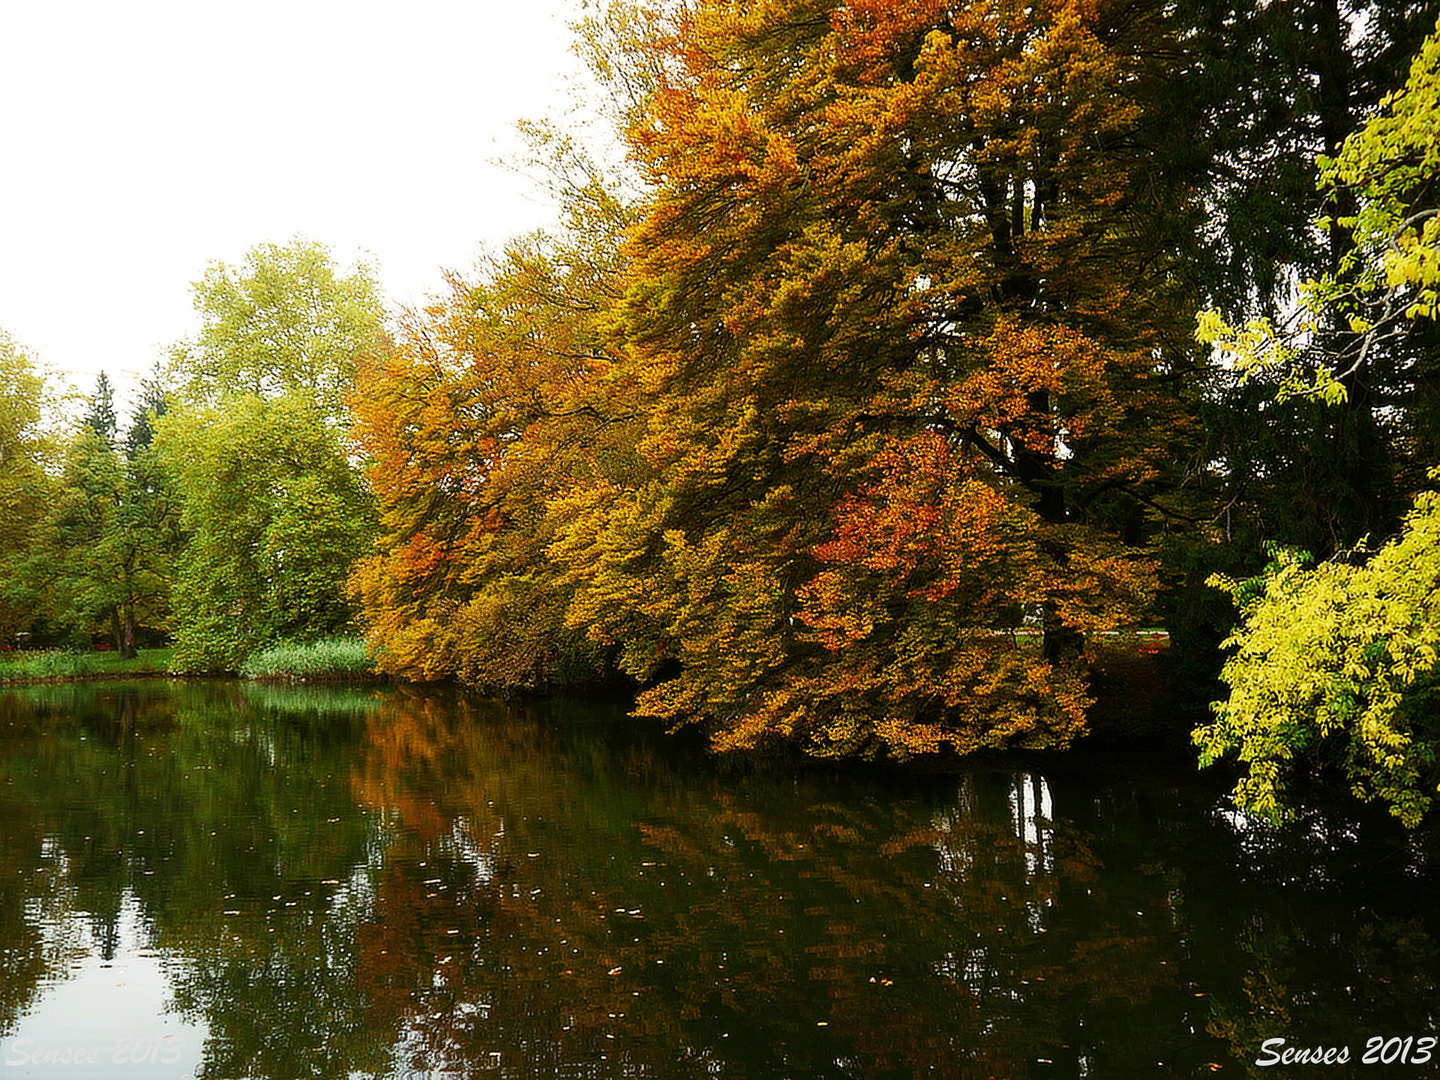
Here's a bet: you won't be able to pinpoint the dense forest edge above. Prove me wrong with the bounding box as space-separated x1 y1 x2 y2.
2 0 1439 827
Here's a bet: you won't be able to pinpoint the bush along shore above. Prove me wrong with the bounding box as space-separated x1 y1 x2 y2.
0 638 378 685
237 638 376 682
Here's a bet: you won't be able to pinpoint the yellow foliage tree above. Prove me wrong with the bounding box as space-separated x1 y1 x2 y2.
1197 15 1440 825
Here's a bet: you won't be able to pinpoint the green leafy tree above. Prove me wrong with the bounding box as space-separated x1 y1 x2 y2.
50 419 125 646
69 375 182 654
1313 12 1440 418
1196 480 1440 828
1174 0 1434 322
162 239 387 671
45 374 182 656
1189 2 1439 549
0 330 62 643
1155 0 1439 691
169 236 386 423
161 394 376 672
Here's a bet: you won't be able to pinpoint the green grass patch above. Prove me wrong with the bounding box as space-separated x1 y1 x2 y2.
239 638 375 681
0 647 174 682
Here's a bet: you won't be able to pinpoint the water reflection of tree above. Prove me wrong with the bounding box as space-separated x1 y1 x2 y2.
1188 801 1440 1078
0 683 179 1031
1 684 1436 1079
343 699 1440 1078
0 682 397 1079
148 682 395 1080
344 695 1216 1077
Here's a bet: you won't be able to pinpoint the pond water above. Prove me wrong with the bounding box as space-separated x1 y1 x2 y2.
0 681 1435 1079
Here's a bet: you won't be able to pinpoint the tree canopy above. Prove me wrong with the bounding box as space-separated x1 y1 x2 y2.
345 0 1440 784
169 236 387 422
162 394 375 672
158 238 386 671
0 331 60 643
5 0 1437 828
536 0 1198 758
1197 482 1440 828
350 152 636 689
347 0 1207 757
1195 13 1440 826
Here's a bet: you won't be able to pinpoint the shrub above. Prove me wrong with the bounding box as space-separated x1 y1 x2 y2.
239 638 375 681
0 650 91 680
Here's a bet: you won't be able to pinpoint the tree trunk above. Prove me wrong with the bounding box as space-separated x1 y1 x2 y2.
121 601 138 660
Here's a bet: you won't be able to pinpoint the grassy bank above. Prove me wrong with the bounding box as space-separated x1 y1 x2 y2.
0 639 377 684
239 638 375 681
0 647 175 683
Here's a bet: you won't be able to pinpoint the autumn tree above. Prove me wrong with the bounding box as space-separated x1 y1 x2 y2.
547 0 1198 758
350 148 641 689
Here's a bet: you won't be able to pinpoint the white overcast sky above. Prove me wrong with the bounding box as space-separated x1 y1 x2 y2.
0 0 592 414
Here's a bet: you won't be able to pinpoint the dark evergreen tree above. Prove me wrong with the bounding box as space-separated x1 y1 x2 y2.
82 371 117 446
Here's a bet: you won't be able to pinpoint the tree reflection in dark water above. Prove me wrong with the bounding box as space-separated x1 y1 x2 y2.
0 681 1435 1078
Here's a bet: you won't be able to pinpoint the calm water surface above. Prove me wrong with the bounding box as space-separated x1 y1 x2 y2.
0 681 1436 1079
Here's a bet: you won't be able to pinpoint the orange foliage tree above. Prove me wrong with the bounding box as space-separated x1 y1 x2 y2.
547 0 1198 757
350 173 645 690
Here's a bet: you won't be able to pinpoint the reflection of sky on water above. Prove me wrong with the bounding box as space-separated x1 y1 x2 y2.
2 892 206 1079
1011 772 1054 876
931 772 1055 878
437 817 498 887
931 773 1059 1012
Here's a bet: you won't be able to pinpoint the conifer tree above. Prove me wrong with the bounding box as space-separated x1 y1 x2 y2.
49 374 181 655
